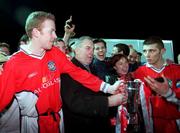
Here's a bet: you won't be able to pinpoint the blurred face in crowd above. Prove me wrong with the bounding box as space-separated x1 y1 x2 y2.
37 19 57 50
112 46 123 56
54 40 66 54
0 47 10 55
136 54 141 63
75 39 94 65
113 57 129 76
143 43 165 66
128 49 138 64
94 42 107 61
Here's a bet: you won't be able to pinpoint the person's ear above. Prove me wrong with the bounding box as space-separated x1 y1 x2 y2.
161 48 166 55
32 28 40 38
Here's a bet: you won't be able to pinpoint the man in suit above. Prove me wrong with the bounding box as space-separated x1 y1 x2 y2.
61 36 127 133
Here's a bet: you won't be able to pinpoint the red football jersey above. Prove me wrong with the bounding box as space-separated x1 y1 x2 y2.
0 46 103 133
133 63 180 133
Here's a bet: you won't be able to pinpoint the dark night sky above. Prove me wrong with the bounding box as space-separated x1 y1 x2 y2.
0 0 179 62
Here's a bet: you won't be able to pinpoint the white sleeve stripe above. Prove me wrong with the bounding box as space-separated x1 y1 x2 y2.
162 88 180 105
100 82 110 93
163 88 173 98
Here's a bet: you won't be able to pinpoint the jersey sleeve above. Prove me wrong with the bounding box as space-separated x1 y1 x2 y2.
164 65 180 107
53 47 103 92
0 61 16 112
173 65 180 98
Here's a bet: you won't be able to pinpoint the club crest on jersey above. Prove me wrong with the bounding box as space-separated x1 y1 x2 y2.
176 79 180 88
48 61 56 71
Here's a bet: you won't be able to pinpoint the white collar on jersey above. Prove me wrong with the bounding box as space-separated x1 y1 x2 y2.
20 45 45 59
146 61 168 73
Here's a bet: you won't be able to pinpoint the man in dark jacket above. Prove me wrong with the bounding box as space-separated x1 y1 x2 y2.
61 36 127 133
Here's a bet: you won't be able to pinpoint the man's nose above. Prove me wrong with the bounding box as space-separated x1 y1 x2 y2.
53 32 57 39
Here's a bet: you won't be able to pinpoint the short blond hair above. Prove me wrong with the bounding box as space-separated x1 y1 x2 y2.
25 11 55 38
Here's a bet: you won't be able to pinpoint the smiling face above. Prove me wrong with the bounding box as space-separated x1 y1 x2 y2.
113 57 129 76
93 42 107 61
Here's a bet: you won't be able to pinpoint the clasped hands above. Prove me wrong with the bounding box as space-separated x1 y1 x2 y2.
107 80 128 106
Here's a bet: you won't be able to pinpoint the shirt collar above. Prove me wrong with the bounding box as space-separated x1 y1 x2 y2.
20 45 45 59
146 60 168 73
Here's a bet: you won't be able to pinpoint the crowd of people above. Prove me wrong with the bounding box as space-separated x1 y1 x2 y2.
0 11 180 133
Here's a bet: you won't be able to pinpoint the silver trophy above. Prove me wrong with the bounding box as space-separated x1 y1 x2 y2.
126 81 141 132
126 81 141 113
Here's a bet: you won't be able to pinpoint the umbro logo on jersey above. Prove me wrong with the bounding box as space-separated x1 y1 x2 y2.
48 61 56 71
28 72 38 78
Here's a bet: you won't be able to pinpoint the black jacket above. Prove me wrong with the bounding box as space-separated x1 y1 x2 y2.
61 57 114 133
91 57 112 81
